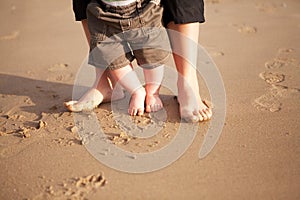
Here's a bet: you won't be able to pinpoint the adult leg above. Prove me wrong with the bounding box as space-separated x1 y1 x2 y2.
81 19 91 43
167 22 212 122
64 20 125 112
81 19 124 102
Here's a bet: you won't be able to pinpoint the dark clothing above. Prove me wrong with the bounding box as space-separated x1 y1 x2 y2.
72 0 205 24
161 0 205 25
72 0 90 21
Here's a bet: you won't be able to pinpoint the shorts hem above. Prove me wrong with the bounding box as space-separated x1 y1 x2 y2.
88 60 132 70
137 53 170 69
173 18 205 24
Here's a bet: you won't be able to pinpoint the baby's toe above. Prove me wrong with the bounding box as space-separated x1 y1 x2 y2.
145 105 151 113
137 108 144 116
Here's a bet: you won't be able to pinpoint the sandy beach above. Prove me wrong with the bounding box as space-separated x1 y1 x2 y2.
0 0 299 199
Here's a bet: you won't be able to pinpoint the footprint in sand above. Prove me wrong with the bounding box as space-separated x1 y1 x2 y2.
47 63 74 82
253 84 300 112
211 51 225 57
265 59 287 69
0 31 20 41
259 71 285 84
33 173 106 200
255 2 286 14
278 48 294 55
238 24 257 34
206 46 225 57
277 48 299 66
254 48 300 112
253 90 282 112
230 24 257 34
48 63 69 72
253 84 286 112
265 48 299 69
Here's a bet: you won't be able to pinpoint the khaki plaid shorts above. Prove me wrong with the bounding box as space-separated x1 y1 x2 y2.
87 0 171 70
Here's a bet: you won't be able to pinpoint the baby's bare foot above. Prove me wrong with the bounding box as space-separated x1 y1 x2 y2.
128 87 146 116
145 94 163 113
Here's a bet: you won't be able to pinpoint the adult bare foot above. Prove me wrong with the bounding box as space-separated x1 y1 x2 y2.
64 68 125 112
64 88 104 112
128 87 146 116
64 85 125 112
177 76 212 122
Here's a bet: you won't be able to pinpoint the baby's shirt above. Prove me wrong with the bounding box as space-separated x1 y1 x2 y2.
101 0 137 6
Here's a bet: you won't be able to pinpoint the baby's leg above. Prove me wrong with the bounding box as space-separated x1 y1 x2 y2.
110 65 146 116
143 65 164 113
